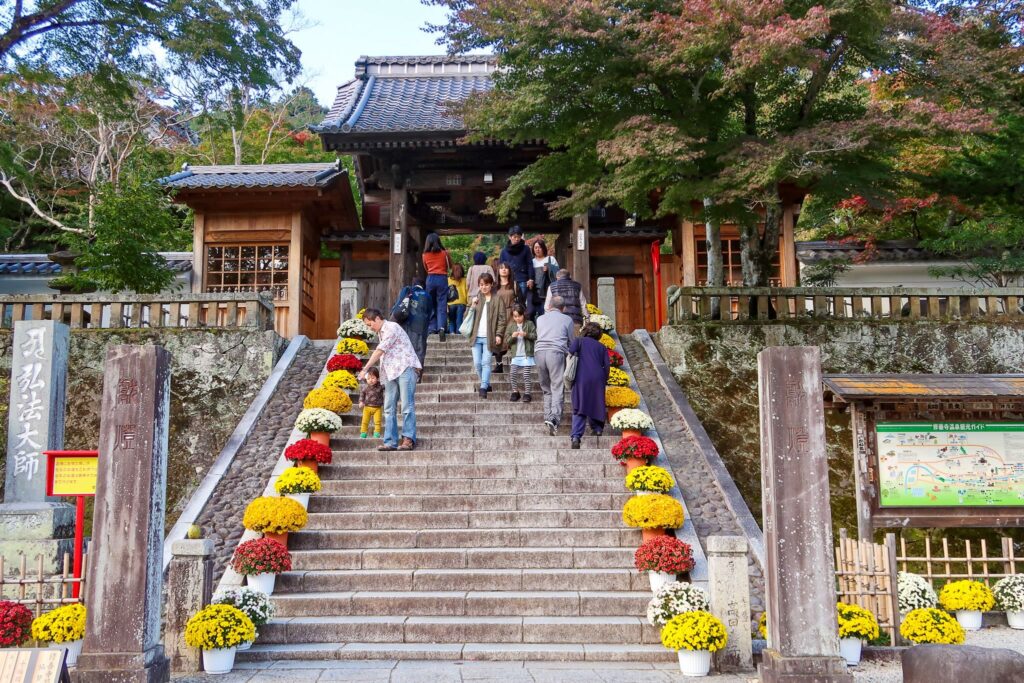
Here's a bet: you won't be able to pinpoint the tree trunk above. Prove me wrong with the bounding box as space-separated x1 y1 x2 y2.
231 127 243 165
703 197 724 319
740 190 783 288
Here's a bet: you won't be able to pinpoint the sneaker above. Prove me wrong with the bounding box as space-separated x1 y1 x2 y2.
439 330 446 343
571 438 581 449
479 388 488 399
360 432 367 439
494 362 504 374
377 444 397 452
510 391 521 402
544 420 556 436
397 437 415 451
373 432 381 438
485 385 492 393
522 394 532 403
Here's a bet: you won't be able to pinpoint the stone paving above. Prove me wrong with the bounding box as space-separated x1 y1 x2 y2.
192 340 331 576
619 334 766 615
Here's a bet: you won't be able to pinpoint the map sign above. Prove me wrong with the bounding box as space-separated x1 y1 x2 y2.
877 422 1024 507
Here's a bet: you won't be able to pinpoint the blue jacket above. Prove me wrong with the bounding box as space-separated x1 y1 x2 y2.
499 242 535 284
391 285 431 336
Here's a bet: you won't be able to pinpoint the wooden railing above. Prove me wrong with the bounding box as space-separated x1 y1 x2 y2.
897 534 1020 586
0 292 275 331
667 286 1024 324
0 552 85 614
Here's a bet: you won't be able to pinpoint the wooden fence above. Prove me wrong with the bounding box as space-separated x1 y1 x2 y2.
0 292 275 332
835 532 900 645
667 286 1024 324
897 535 1020 586
0 553 85 616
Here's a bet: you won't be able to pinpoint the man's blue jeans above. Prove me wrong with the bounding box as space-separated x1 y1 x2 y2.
472 336 493 389
383 366 417 447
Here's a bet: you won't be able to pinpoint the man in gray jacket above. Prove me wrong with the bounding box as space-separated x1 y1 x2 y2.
535 295 575 435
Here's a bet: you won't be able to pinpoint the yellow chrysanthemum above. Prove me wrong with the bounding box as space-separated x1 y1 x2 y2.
242 496 308 534
625 466 674 494
184 604 255 650
303 387 352 414
606 367 629 387
938 579 995 612
336 337 369 356
605 386 640 408
836 602 880 641
900 608 965 645
275 467 322 495
586 303 603 315
622 493 683 529
660 611 728 652
598 333 615 350
31 603 86 643
322 370 358 393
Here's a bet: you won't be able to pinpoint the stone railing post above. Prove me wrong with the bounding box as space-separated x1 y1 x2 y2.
707 535 753 671
596 276 615 326
340 280 360 322
165 539 214 675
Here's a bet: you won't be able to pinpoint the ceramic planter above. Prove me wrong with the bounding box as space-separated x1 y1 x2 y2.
309 432 331 446
621 428 642 439
955 609 982 630
678 649 712 677
648 571 676 593
641 527 667 542
202 646 237 675
262 531 288 547
54 639 83 667
237 640 253 651
623 456 647 472
286 492 311 509
839 637 862 666
1007 611 1024 629
297 459 319 474
246 572 276 595
607 407 622 421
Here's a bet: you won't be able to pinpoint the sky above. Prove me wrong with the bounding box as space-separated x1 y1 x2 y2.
291 0 459 107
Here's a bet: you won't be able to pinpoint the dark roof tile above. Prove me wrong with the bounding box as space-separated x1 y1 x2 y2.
160 162 344 190
0 253 193 276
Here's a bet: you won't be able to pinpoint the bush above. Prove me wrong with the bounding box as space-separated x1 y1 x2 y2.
242 497 308 534
327 353 363 372
660 611 728 652
938 579 995 612
898 572 938 612
303 387 352 414
231 538 292 575
284 438 333 465
31 603 86 644
900 607 965 644
622 494 683 529
836 602 880 641
212 587 276 627
625 465 674 493
275 467 322 494
184 604 255 651
646 582 710 627
635 536 694 574
294 408 343 434
611 435 658 464
0 601 33 647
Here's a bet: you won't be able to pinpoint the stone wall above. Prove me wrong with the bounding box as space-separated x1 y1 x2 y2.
655 320 1024 534
0 328 284 529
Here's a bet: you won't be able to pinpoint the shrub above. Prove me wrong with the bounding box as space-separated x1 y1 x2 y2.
626 466 675 494
635 536 694 574
275 467 322 494
303 387 352 414
294 408 343 434
336 338 369 356
323 370 358 392
605 386 640 409
900 607 965 644
836 602 880 641
337 318 374 340
646 581 710 627
622 494 683 529
284 439 333 465
611 436 659 464
938 579 995 612
606 367 629 387
231 538 292 575
898 572 938 612
184 604 255 651
607 349 624 368
598 333 616 350
327 353 363 372
31 603 86 643
212 587 276 628
242 497 308 534
609 409 653 431
993 575 1024 612
590 313 614 331
660 611 728 652
0 601 33 647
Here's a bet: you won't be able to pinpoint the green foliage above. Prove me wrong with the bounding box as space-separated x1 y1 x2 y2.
801 259 851 288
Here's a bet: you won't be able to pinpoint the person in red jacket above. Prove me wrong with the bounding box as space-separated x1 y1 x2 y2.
422 233 452 341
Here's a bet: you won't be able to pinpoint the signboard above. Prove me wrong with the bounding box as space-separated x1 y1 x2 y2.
0 649 71 683
876 422 1024 507
45 451 98 497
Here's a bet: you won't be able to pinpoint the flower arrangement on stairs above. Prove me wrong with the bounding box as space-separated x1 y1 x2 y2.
586 303 603 316
611 435 659 471
605 386 640 419
294 409 343 446
242 496 307 546
646 581 709 627
607 349 624 368
610 409 654 438
597 333 616 350
322 369 359 393
606 367 630 387
336 337 369 356
938 579 994 631
231 538 292 596
590 313 614 331
284 438 333 473
184 604 255 674
622 493 683 541
836 602 879 666
327 353 363 373
303 387 352 415
626 465 675 495
275 466 321 508
337 318 375 340
660 610 728 677
635 536 693 593
900 607 965 644
31 603 86 666
212 587 275 651
0 601 33 647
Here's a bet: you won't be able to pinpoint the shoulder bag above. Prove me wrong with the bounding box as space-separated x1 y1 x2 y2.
459 305 477 336
564 353 579 387
447 283 459 302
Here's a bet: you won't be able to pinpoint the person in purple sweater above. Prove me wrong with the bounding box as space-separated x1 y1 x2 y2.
567 322 610 449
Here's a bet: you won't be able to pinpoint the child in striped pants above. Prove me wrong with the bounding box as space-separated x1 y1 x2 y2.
504 304 537 402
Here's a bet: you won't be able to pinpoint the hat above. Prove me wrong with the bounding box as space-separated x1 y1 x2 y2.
507 225 523 236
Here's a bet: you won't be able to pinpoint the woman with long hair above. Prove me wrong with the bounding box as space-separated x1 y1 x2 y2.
422 233 452 341
568 322 610 449
493 262 518 374
447 263 468 334
531 239 558 318
467 273 507 399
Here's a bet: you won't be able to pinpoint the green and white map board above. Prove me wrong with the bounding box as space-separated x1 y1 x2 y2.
877 422 1024 507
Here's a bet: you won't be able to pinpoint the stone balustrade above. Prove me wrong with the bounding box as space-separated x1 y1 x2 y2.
0 292 275 331
667 286 1024 324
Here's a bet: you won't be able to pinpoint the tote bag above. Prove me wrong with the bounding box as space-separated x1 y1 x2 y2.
459 306 477 336
564 353 579 387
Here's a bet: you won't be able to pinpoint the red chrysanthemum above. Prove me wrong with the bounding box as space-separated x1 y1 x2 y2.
0 601 33 647
611 435 659 464
284 439 333 464
231 538 292 575
327 354 363 373
634 536 695 574
608 349 624 368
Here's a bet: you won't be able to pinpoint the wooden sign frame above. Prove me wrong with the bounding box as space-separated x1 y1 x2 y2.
0 648 71 683
45 450 98 497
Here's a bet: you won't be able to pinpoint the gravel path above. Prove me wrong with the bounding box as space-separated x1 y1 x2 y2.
192 341 330 579
620 334 766 615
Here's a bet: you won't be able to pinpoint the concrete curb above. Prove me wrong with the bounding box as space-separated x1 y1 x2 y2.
631 329 766 575
162 335 310 570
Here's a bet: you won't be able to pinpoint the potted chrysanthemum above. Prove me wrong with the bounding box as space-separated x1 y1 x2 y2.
274 466 322 508
635 537 694 593
590 313 614 331
836 602 879 666
938 579 995 631
626 465 675 496
184 604 254 674
322 369 359 393
607 349 624 368
646 581 709 628
611 435 659 471
610 409 654 438
0 600 33 648
303 387 352 415
897 571 938 615
242 496 308 546
212 587 275 650
605 386 640 421
622 493 684 541
294 408 343 447
231 537 292 595
336 337 369 356
283 438 333 474
660 610 728 677
899 607 965 645
606 367 629 387
31 603 86 666
598 333 616 350
993 575 1024 629
327 353 363 373
337 318 375 340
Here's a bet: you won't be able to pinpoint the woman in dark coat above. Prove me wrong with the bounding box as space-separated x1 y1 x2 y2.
568 322 610 448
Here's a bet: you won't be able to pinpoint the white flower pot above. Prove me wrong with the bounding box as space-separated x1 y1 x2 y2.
648 571 676 593
636 490 655 496
203 646 237 675
286 492 310 508
839 637 862 666
956 609 983 631
246 572 276 595
53 639 83 667
237 640 252 651
1007 611 1024 629
678 649 712 677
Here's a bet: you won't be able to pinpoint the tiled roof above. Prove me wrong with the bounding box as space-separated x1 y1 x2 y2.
0 253 193 275
317 55 496 138
796 240 941 264
322 230 390 243
823 374 1024 401
160 162 345 190
590 226 667 239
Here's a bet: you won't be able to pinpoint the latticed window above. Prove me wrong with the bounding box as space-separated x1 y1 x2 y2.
301 253 315 311
696 237 781 286
205 245 289 300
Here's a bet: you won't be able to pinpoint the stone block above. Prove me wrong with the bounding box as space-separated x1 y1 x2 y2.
759 649 852 683
707 535 753 671
0 502 75 540
578 592 647 617
404 616 523 643
165 538 212 675
522 616 640 644
901 643 1024 683
466 591 579 617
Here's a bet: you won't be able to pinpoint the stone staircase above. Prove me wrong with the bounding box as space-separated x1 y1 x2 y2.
241 341 671 663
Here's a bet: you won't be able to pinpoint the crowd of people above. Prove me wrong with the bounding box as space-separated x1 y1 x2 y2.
356 225 603 451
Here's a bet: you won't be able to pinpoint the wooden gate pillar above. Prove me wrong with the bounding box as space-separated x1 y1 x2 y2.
571 213 591 301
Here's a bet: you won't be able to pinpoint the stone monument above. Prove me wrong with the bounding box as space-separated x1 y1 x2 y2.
707 535 753 671
757 346 851 683
596 277 616 326
165 539 214 675
76 345 171 683
0 320 74 572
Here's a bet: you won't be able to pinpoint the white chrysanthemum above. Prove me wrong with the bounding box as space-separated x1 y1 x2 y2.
898 572 938 612
336 318 374 339
213 587 276 627
646 581 710 626
589 313 614 331
610 409 654 431
994 575 1024 612
294 408 343 433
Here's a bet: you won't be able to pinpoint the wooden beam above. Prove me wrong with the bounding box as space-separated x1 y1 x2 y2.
782 203 798 286
681 218 696 286
389 186 410 307
288 211 303 338
192 212 206 294
572 213 591 301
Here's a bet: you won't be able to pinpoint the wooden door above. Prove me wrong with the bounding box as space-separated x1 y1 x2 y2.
314 259 340 339
360 279 390 313
590 275 647 333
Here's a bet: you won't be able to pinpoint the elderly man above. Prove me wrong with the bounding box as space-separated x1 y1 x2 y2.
535 295 575 435
359 308 421 452
545 268 588 332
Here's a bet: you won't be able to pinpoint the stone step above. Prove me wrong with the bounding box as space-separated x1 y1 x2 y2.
318 477 624 495
330 436 617 450
237 641 673 663
255 615 661 646
341 413 573 427
332 424 602 439
288 527 639 550
268 590 653 618
308 493 630 513
304 509 622 531
288 547 635 571
317 463 620 481
318 449 619 467
275 568 648 593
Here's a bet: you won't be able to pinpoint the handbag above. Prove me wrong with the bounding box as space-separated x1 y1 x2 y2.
447 284 459 302
391 295 411 323
564 353 579 387
459 306 476 336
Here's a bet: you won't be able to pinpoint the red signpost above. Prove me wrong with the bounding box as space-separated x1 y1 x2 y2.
44 450 98 599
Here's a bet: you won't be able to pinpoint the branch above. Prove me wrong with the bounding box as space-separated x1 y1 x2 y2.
0 169 86 234
0 0 83 59
799 35 848 122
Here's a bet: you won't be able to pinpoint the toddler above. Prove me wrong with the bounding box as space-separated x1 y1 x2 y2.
504 304 536 402
359 367 384 438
